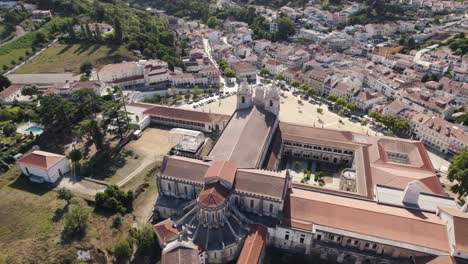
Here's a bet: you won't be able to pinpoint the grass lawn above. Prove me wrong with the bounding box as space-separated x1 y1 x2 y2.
0 166 137 263
16 43 138 74
0 23 14 43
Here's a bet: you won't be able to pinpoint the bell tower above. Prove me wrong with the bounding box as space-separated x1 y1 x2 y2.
237 79 253 110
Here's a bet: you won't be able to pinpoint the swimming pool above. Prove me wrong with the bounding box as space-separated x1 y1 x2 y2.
24 126 45 135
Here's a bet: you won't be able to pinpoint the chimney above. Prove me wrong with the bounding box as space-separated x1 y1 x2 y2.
402 181 422 205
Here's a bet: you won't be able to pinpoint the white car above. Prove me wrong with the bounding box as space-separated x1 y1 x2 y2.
133 130 143 139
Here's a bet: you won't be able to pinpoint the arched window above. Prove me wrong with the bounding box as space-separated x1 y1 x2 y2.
269 203 273 213
250 199 254 208
167 183 171 192
242 96 245 104
270 100 273 107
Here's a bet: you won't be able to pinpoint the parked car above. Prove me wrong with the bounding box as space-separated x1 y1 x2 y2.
133 130 143 139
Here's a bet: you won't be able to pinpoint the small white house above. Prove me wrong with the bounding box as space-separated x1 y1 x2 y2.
16 150 70 183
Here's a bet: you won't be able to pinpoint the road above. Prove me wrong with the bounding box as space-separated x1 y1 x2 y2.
202 37 238 93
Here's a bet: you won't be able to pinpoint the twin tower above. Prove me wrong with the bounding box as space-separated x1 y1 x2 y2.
236 80 281 116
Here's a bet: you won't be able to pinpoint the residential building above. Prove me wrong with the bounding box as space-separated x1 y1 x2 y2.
231 62 257 83
16 150 70 183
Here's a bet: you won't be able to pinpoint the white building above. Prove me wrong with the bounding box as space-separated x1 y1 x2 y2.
16 150 70 183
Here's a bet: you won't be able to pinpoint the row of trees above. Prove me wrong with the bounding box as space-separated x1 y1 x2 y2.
326 95 360 112
369 112 411 136
217 59 236 78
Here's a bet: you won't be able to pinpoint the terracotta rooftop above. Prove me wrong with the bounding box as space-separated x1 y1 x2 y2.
283 188 450 253
438 207 468 252
237 224 267 264
414 256 455 264
235 169 287 200
160 156 210 184
144 104 230 124
153 219 178 245
204 160 237 188
161 247 200 264
16 150 66 170
198 183 230 208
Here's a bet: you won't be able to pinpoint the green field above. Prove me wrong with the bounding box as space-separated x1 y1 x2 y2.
16 43 138 74
0 23 14 43
0 17 71 73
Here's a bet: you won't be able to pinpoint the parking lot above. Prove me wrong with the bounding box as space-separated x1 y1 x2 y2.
178 91 237 110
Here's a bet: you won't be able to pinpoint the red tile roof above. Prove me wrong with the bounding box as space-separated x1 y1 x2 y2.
144 105 230 124
237 224 267 264
153 219 178 245
198 183 229 208
438 207 468 252
283 188 450 252
162 247 200 264
16 150 66 170
204 160 237 187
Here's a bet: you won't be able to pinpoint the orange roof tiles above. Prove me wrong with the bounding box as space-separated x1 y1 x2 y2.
153 219 178 245
198 183 229 208
16 150 65 170
204 160 237 187
144 104 230 124
438 207 468 252
237 224 267 264
283 188 450 252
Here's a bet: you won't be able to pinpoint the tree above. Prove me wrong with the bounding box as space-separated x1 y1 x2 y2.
338 109 345 116
275 73 285 81
95 185 134 214
193 86 202 96
259 67 270 76
114 18 123 44
63 206 89 237
34 31 47 46
132 225 156 254
21 85 39 98
113 240 132 261
360 120 368 126
0 74 11 90
327 95 338 102
207 16 218 29
448 149 468 198
276 16 296 41
2 123 16 137
80 62 93 77
57 188 73 206
95 26 103 43
336 98 347 108
85 23 93 40
224 67 236 78
307 87 317 96
291 80 300 88
317 108 323 114
102 86 130 141
40 94 78 137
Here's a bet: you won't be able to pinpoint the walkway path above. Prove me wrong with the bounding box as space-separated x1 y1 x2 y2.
0 25 26 48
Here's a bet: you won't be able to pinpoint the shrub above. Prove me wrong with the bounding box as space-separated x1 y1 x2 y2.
63 207 89 238
112 214 122 229
95 185 133 214
294 161 301 170
131 225 156 254
113 240 132 261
